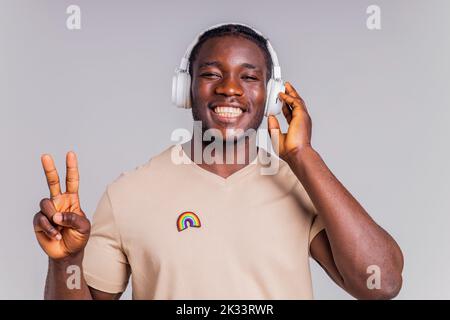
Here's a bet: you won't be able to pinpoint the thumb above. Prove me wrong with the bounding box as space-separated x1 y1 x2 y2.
52 212 90 235
267 115 285 155
267 115 280 133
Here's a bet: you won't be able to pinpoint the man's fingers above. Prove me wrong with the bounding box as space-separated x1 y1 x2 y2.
53 212 90 235
41 154 62 198
33 212 62 240
282 104 293 124
65 151 79 194
278 92 309 117
39 198 57 220
278 92 301 108
284 82 301 99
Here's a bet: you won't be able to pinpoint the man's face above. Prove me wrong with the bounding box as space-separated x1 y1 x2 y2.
190 35 268 142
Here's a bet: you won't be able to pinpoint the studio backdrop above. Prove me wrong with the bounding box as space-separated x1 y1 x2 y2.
1 0 449 299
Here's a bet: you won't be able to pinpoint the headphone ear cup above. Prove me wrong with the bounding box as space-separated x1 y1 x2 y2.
171 74 179 106
183 74 192 108
265 79 285 116
172 72 192 108
264 78 274 116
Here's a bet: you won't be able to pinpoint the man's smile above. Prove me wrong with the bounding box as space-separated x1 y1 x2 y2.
208 102 247 124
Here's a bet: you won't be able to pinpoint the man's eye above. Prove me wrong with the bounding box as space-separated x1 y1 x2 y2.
243 75 258 81
200 73 220 78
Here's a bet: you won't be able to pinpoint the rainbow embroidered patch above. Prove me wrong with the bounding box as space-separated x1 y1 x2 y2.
177 211 201 232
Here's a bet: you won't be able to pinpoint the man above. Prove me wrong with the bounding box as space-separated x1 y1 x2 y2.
33 24 403 299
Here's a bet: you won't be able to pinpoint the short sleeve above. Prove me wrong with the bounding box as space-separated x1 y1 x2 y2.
309 214 325 245
296 180 326 246
82 189 131 294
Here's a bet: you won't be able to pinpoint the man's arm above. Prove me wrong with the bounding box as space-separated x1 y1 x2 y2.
268 82 403 299
288 146 404 299
44 251 122 300
36 152 123 300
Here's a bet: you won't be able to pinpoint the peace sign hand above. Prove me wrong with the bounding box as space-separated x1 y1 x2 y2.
267 82 313 162
33 151 91 260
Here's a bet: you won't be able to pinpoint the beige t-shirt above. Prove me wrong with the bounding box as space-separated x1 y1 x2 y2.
83 144 325 299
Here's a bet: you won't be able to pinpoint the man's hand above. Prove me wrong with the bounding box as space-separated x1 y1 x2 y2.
33 151 91 260
267 82 313 162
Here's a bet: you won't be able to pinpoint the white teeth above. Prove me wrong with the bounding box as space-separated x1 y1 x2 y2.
213 106 243 117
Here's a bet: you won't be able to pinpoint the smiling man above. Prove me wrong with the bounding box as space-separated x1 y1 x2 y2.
33 23 403 300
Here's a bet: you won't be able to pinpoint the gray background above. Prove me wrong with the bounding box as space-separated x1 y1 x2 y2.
1 0 449 299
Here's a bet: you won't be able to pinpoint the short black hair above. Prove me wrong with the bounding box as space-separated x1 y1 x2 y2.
188 24 273 81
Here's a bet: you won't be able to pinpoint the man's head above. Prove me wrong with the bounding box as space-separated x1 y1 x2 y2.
188 24 274 142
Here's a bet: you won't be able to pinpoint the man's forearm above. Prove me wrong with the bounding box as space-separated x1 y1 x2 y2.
286 146 403 295
44 251 92 300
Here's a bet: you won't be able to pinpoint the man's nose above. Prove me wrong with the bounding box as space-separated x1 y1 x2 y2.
215 76 243 96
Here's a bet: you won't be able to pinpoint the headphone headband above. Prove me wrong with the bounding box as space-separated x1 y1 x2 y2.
177 22 281 80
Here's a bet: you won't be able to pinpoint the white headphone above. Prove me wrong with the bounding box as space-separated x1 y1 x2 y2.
171 22 285 117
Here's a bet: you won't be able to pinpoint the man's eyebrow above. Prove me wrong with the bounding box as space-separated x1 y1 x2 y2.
197 61 261 70
198 61 222 68
241 63 257 70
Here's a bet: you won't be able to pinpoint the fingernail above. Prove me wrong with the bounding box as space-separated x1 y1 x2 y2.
55 233 62 241
53 213 62 223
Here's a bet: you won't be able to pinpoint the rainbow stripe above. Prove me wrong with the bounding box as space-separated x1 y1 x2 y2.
177 211 201 232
